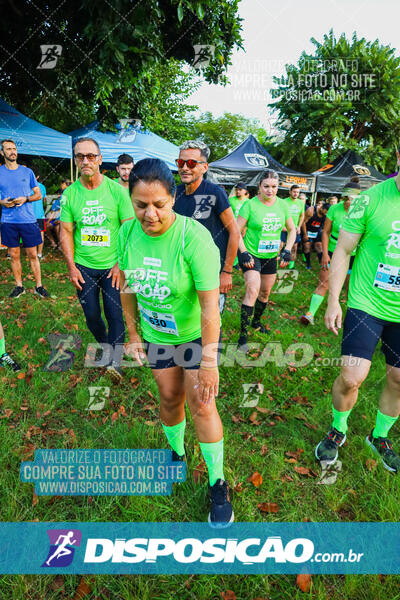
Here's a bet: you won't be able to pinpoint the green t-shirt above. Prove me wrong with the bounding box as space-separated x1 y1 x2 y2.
229 196 247 219
60 176 134 269
239 196 289 258
327 202 356 255
117 214 220 344
343 178 400 322
281 197 304 228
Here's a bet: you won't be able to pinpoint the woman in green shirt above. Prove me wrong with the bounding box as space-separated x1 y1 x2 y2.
118 158 233 527
236 170 296 350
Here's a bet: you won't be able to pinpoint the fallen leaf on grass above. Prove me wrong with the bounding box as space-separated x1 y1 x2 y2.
285 449 304 460
285 458 297 464
234 482 243 493
260 445 268 456
32 491 38 507
221 591 236 600
17 372 25 380
38 337 47 344
366 458 377 471
193 460 206 484
249 411 261 425
247 471 263 487
257 502 279 513
256 406 270 414
111 412 119 423
296 573 312 592
294 466 312 476
73 577 92 599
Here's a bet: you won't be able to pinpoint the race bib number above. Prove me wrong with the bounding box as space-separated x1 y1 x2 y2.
81 227 110 247
373 264 400 293
308 231 318 239
258 239 280 253
139 305 179 335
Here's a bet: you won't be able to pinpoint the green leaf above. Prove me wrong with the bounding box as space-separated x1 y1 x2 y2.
177 2 184 22
196 3 205 19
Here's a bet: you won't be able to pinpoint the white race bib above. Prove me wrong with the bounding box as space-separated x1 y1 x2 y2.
373 263 400 293
139 304 179 335
81 227 110 247
258 239 280 253
308 231 318 239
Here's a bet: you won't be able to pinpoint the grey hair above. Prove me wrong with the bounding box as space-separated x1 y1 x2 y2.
179 140 210 161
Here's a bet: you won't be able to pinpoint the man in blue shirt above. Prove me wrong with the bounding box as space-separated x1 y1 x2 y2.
174 140 240 313
0 139 49 298
32 175 46 259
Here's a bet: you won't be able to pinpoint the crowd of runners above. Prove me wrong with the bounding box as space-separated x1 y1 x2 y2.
0 136 399 526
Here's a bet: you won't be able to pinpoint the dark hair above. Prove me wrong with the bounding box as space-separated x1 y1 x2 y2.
117 153 134 166
322 202 331 211
350 175 360 184
73 137 101 154
1 139 16 150
61 178 72 186
258 169 279 186
129 158 176 197
290 184 300 191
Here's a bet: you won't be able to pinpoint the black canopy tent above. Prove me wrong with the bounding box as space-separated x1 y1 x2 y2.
313 150 386 194
207 135 315 193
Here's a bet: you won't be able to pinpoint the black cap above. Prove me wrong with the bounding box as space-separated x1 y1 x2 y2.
235 181 248 190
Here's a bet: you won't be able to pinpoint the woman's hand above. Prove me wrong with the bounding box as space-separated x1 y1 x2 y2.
124 333 146 366
197 366 219 404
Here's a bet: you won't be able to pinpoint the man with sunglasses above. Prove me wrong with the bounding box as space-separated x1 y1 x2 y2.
60 138 134 380
174 141 240 313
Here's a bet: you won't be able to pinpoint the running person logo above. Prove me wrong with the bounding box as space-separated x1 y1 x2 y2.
193 195 216 219
347 195 370 220
37 45 62 69
42 529 82 567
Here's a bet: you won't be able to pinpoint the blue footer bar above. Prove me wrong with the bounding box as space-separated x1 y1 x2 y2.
0 522 398 574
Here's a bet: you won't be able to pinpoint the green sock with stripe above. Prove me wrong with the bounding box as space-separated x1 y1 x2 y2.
0 336 5 356
162 418 186 456
309 293 325 316
372 410 398 439
199 438 224 486
332 406 352 434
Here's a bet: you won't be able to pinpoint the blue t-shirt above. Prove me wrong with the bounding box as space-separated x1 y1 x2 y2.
32 182 46 219
0 165 38 223
174 179 230 269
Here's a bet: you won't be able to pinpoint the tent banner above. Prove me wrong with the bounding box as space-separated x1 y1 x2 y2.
315 175 383 194
208 168 315 192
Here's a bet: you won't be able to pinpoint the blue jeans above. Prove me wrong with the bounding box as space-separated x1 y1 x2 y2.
76 263 125 348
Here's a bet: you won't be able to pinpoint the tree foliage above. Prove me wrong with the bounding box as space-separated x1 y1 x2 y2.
187 111 268 160
0 0 243 131
269 30 400 172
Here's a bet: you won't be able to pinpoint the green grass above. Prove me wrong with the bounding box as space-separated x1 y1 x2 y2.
0 247 399 599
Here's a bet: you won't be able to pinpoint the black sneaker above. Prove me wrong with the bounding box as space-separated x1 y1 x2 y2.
252 321 269 334
315 427 346 465
9 286 25 298
208 479 234 528
0 352 21 372
171 450 185 462
366 431 400 473
35 286 50 298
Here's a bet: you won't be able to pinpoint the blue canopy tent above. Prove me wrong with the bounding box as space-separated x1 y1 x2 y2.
69 122 179 171
0 98 72 159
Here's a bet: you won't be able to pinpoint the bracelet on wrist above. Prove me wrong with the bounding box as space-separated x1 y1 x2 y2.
222 270 232 274
200 363 218 370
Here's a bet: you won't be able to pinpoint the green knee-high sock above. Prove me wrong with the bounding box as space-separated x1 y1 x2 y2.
372 410 398 439
162 418 186 456
308 293 325 316
332 406 352 434
199 438 224 486
0 336 5 356
288 260 295 269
